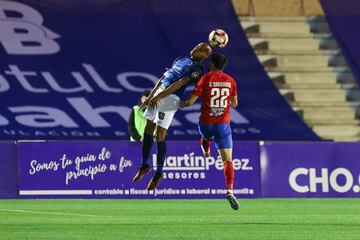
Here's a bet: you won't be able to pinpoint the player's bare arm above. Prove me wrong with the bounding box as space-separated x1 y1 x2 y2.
230 96 238 108
140 76 165 109
179 94 198 108
149 76 191 106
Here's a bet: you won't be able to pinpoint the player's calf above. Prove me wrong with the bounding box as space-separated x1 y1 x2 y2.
223 160 234 190
222 158 238 210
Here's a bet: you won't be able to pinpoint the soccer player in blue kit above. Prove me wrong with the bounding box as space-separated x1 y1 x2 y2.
133 43 212 190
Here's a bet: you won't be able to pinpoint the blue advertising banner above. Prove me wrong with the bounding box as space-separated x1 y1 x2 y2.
0 141 18 198
261 142 360 198
0 0 319 140
18 140 260 199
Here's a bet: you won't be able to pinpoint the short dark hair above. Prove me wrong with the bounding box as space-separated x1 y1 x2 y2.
211 53 228 70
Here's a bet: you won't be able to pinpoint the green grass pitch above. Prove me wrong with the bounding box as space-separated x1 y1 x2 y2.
0 199 359 240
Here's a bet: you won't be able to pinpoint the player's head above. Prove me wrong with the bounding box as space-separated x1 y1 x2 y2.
209 53 228 71
190 43 212 61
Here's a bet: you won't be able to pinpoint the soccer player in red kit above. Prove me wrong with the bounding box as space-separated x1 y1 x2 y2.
180 53 239 210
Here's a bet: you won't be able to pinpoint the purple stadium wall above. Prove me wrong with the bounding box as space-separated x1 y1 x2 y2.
1 140 360 199
0 141 18 199
321 0 360 87
0 0 318 141
18 141 261 199
261 142 360 198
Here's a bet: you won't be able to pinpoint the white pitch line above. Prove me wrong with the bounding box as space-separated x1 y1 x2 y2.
0 208 100 218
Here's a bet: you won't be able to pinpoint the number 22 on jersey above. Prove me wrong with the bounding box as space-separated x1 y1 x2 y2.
210 87 230 108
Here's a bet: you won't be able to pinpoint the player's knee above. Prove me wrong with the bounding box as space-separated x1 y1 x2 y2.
156 133 166 142
144 127 153 135
145 121 156 135
223 159 232 163
156 128 167 142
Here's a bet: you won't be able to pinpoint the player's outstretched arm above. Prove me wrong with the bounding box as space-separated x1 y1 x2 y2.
179 94 198 108
230 96 238 108
140 76 165 110
149 76 191 105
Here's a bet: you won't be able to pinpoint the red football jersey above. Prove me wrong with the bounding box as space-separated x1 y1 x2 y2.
192 70 237 124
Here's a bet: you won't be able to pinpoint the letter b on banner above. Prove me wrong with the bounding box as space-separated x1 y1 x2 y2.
0 1 60 55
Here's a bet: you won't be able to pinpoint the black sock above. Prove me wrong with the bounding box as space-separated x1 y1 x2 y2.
141 133 153 167
156 141 167 173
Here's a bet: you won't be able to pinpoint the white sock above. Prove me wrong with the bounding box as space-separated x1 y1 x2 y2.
226 189 233 195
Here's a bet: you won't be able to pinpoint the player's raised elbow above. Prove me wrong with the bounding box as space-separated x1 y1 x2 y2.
230 96 238 108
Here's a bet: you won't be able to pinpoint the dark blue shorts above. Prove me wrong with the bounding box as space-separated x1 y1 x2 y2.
198 123 233 149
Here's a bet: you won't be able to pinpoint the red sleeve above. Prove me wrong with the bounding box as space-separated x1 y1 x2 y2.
192 75 205 96
231 78 237 96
